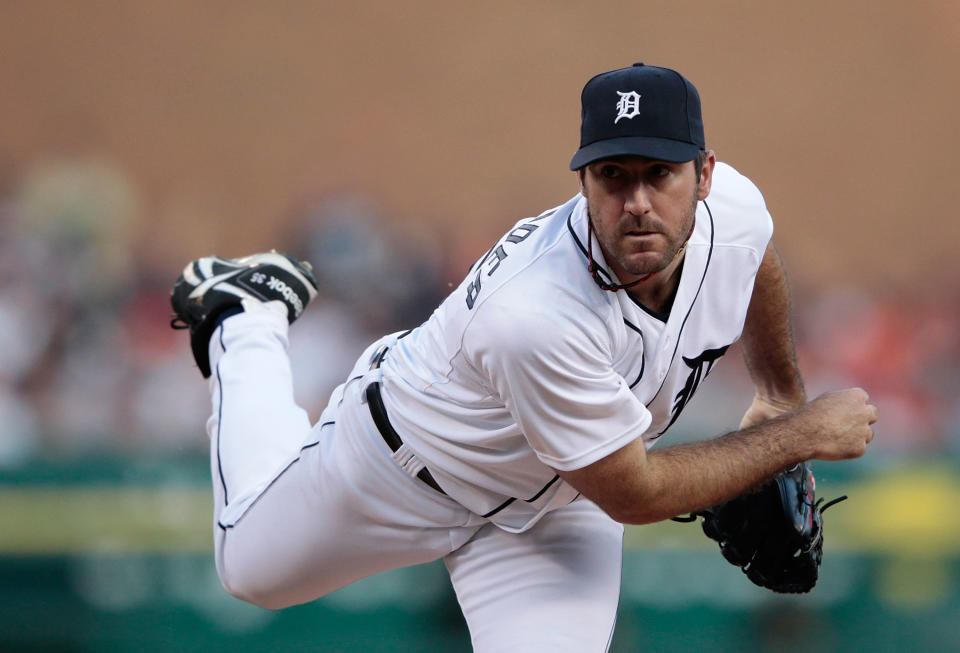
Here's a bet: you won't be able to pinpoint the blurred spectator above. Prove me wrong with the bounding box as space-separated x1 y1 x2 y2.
287 193 449 333
795 284 960 456
283 193 450 418
119 271 211 450
10 158 140 452
0 180 41 464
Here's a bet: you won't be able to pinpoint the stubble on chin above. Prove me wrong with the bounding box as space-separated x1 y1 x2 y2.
588 200 697 278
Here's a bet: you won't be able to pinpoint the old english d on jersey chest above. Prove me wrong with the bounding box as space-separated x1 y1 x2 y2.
603 193 762 443
597 166 772 443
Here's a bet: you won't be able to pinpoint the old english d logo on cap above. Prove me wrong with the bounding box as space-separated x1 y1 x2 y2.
570 62 705 170
614 91 642 124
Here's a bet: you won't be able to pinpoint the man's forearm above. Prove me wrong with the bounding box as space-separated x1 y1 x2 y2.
740 243 805 403
602 407 819 525
559 407 817 525
557 389 876 526
630 415 811 524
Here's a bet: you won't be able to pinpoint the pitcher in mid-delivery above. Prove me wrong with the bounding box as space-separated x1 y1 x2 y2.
170 63 876 652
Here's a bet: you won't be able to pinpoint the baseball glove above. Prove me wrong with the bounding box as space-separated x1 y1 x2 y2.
673 462 846 593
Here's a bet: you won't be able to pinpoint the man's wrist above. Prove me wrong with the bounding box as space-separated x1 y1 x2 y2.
754 391 806 410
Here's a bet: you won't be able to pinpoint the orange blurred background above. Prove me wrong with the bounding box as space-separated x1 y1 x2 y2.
2 1 957 290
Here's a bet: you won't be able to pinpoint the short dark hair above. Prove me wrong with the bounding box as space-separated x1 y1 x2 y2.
694 150 706 182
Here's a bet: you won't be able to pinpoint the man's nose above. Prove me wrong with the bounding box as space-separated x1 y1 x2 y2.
624 183 653 215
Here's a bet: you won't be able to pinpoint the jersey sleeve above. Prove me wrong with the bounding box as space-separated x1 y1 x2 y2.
709 162 775 255
463 289 652 471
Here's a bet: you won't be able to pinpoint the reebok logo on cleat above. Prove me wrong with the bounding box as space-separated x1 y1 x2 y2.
240 270 306 317
265 276 305 317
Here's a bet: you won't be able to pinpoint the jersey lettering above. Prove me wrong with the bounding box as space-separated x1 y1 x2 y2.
486 245 508 276
505 224 538 244
466 270 482 309
465 223 540 309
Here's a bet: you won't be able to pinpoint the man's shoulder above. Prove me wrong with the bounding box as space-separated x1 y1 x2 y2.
464 270 614 361
709 161 768 210
703 161 774 250
475 271 611 330
463 196 600 312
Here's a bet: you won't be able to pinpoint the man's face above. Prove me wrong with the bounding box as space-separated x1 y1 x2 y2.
579 153 715 281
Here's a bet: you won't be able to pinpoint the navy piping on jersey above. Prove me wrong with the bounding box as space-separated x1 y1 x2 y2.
567 202 695 321
214 318 336 530
527 474 561 502
216 327 229 505
567 214 615 285
482 497 516 518
481 474 562 519
218 439 323 531
211 306 246 505
622 319 647 388
604 554 624 652
647 200 716 437
631 296 671 323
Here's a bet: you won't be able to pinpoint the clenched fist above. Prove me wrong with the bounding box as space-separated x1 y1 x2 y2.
802 388 878 461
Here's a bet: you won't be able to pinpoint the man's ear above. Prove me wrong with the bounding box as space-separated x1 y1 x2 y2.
577 168 586 193
697 151 717 200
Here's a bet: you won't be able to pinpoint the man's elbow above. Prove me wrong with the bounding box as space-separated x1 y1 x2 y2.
593 495 668 526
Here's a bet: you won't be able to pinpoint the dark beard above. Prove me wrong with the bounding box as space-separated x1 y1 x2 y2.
587 193 698 277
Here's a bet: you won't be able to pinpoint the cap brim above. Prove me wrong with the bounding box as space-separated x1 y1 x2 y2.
569 137 701 170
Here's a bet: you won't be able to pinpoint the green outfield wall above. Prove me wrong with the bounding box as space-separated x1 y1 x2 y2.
2 456 957 652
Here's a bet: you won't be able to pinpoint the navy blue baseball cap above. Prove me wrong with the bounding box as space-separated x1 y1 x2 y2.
569 63 705 170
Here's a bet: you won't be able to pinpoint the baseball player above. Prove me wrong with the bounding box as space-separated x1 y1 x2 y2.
171 63 877 651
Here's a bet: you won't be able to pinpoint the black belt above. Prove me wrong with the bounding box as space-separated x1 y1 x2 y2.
366 347 447 496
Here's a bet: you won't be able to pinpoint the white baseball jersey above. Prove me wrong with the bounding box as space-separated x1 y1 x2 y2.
380 161 773 532
200 160 774 650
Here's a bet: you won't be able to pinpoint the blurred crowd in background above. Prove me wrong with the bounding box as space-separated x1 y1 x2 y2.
1 156 958 466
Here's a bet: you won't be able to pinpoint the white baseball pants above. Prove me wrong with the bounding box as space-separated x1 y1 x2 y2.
206 308 624 652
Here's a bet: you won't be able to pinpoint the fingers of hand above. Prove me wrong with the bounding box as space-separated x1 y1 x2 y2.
832 388 878 427
840 405 876 458
807 388 878 459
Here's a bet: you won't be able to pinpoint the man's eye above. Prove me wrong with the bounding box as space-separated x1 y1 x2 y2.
651 165 670 177
600 165 622 179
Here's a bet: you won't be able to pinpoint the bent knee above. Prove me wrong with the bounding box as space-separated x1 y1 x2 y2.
218 561 296 610
216 543 310 610
216 535 341 610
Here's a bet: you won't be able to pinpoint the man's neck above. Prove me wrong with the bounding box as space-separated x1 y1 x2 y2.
623 253 686 316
